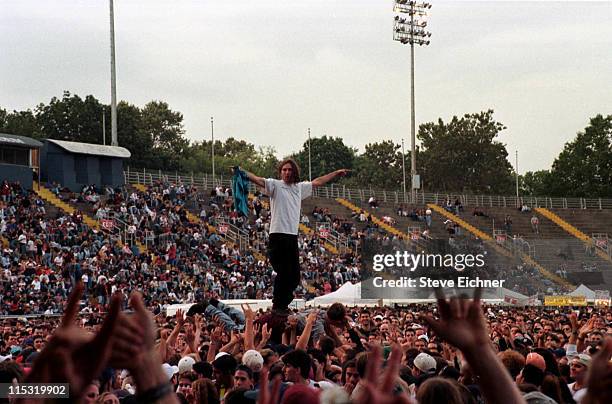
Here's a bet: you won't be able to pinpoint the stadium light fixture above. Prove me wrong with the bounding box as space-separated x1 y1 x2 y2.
393 1 431 203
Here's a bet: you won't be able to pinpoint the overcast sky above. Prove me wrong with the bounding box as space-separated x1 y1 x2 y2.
1 0 611 173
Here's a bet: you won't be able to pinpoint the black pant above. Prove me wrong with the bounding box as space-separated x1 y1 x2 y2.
268 233 300 309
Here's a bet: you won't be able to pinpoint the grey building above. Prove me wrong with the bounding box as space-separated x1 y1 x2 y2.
0 133 43 189
41 139 131 191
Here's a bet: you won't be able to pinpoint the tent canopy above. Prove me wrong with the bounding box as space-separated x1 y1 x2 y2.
569 284 596 299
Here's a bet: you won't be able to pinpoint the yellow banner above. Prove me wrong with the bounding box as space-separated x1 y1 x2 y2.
544 295 587 306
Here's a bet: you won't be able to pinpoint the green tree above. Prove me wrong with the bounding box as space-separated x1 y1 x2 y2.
139 101 190 171
547 114 612 197
417 110 514 193
0 109 42 138
293 135 356 180
116 101 153 168
520 170 553 196
35 91 105 144
183 139 278 178
350 140 405 190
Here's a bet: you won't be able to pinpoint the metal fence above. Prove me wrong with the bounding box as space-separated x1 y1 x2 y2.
124 168 612 210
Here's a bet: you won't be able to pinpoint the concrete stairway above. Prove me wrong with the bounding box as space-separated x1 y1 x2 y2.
336 198 413 241
427 203 573 289
536 208 612 264
37 185 147 253
36 186 99 229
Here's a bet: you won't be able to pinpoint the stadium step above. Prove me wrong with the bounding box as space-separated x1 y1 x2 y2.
132 183 147 192
36 186 99 229
427 203 573 289
298 223 339 254
185 210 267 262
335 198 413 240
535 207 612 264
36 186 147 253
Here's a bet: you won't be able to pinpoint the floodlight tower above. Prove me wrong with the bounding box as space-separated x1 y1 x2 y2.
393 0 431 203
109 0 118 146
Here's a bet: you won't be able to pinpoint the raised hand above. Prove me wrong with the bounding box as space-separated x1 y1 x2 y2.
175 308 185 328
353 344 413 404
109 291 156 370
424 288 525 404
579 317 595 337
262 323 271 340
211 326 223 341
287 315 298 329
110 292 180 403
258 366 281 404
306 310 318 325
25 283 121 401
242 303 255 322
585 337 612 404
423 289 489 353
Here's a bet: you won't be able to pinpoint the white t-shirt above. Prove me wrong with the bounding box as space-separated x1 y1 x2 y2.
264 179 312 235
568 382 587 403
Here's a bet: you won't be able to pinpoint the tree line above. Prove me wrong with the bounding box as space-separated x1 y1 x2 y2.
1 92 610 197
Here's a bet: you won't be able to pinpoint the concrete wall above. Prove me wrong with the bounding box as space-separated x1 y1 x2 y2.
41 141 125 191
0 164 34 189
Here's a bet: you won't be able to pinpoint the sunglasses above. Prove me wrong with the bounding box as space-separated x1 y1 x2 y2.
179 383 192 388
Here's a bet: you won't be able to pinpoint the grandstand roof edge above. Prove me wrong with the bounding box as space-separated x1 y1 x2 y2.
45 139 131 158
0 133 43 148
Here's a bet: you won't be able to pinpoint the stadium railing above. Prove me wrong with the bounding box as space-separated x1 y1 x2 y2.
123 168 612 210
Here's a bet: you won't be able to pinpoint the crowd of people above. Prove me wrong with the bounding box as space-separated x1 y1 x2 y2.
0 179 366 318
1 284 610 404
1 174 611 403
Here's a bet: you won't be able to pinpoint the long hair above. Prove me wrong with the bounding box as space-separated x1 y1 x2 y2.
277 158 301 184
416 377 464 404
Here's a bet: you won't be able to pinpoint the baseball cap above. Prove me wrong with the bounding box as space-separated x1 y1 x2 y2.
214 351 230 361
573 354 591 367
178 356 196 373
413 353 436 373
162 363 179 380
242 349 264 372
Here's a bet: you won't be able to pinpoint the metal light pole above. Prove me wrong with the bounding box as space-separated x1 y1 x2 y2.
308 128 312 181
109 0 118 146
102 109 106 145
515 150 520 206
211 117 215 185
401 138 406 202
393 1 431 203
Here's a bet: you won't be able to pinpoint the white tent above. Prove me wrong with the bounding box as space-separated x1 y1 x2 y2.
307 282 379 307
307 282 533 307
569 284 596 299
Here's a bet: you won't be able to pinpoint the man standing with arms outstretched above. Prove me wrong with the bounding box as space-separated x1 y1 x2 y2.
245 159 349 315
